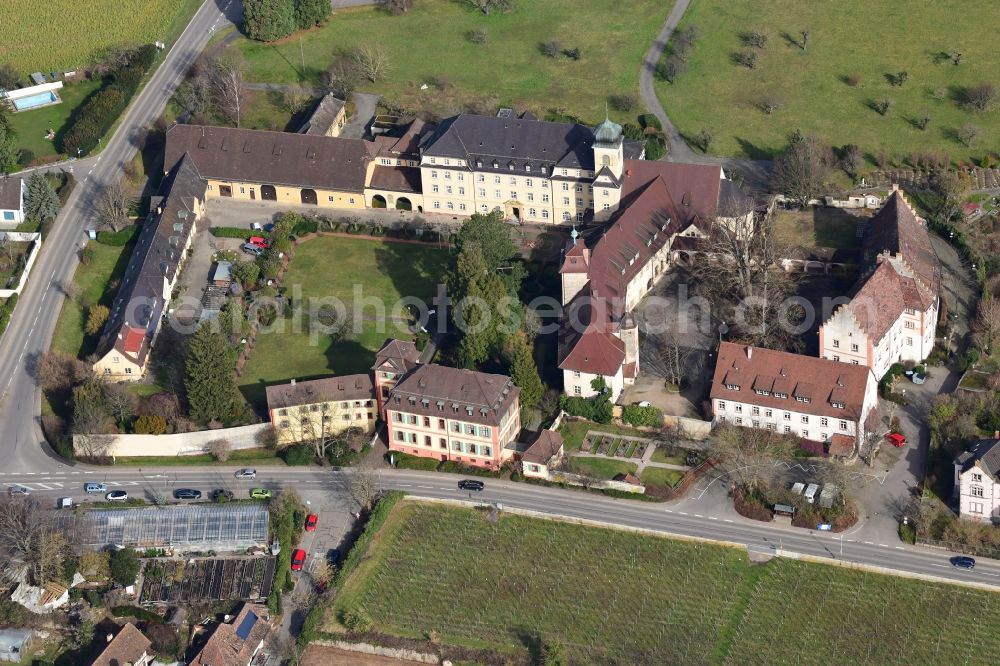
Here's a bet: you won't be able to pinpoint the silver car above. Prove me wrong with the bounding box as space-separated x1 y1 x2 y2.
85 482 108 493
235 468 257 479
8 486 29 497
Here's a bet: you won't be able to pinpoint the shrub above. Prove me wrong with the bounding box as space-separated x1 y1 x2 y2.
389 451 438 470
845 72 861 87
281 444 314 466
17 149 34 167
608 94 637 112
563 47 581 61
84 589 103 607
109 548 140 587
620 404 663 427
656 54 687 83
334 492 405 588
110 605 161 623
0 294 18 336
899 521 916 544
210 226 257 240
341 607 373 633
960 82 997 113
466 28 488 44
733 488 773 521
735 51 758 69
540 41 561 58
133 415 167 435
645 136 667 161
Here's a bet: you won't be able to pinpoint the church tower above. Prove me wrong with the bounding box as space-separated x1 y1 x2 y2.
592 116 624 221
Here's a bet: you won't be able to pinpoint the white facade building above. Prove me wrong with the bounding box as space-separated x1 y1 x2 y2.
954 438 1000 522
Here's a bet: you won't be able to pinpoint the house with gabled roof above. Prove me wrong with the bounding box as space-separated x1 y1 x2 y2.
0 177 25 227
954 436 1000 522
710 342 878 456
265 374 376 446
189 603 271 666
89 622 152 666
819 186 940 379
93 154 205 380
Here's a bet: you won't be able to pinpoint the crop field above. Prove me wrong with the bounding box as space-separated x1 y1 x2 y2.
140 556 276 604
333 501 1000 664
0 0 202 75
238 235 449 409
662 0 1000 161
233 0 667 122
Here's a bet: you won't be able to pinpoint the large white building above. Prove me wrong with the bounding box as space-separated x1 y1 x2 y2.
710 342 879 456
954 437 1000 522
819 187 940 379
558 151 751 402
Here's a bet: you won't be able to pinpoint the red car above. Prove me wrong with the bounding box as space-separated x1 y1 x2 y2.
304 514 318 532
886 432 906 447
248 236 270 249
290 549 306 571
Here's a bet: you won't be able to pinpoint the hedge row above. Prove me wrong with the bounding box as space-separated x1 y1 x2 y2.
333 492 405 589
110 605 162 623
96 226 138 246
60 45 157 156
0 294 18 338
621 404 663 427
210 226 258 240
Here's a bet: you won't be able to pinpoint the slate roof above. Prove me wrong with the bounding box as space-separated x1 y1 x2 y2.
369 118 429 159
522 429 564 464
956 439 1000 480
90 622 150 666
0 177 22 211
388 364 519 427
189 603 269 666
165 124 369 193
368 165 422 193
711 342 872 421
265 374 374 411
863 189 940 296
420 114 599 172
96 154 205 365
298 92 346 136
558 294 626 376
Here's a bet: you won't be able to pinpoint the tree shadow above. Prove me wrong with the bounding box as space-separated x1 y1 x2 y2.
778 31 801 49
734 137 773 160
510 626 543 664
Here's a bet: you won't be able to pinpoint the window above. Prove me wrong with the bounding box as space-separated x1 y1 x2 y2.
833 355 840 362
801 416 809 424
459 203 467 211
765 409 772 418
562 197 570 205
458 187 465 195
328 195 334 202
495 190 501 199
574 371 581 378
542 194 550 203
573 386 582 395
851 343 858 352
839 420 848 430
447 202 454 210
542 210 549 219
432 185 439 193
802 430 809 439
717 401 726 409
563 212 571 221
820 417 828 426
577 212 584 221
725 383 740 391
527 192 534 202
510 191 518 199
973 473 984 483
783 412 791 420
577 198 583 206
833 339 840 348
784 425 791 433
494 176 501 184
752 406 760 416
603 203 610 210
439 438 447 449
424 435 431 446
444 172 451 180
124 367 132 375
735 417 743 425
734 405 743 413
239 186 245 194
971 486 985 498
971 502 984 514
510 177 517 185
445 186 452 194
576 184 583 192
479 188 486 197
529 208 537 217
478 174 485 182
433 201 440 209
562 182 569 191
431 171 438 179
905 320 915 329
906 337 913 346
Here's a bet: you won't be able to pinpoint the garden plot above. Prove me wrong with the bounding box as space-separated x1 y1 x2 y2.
583 431 656 460
139 557 276 604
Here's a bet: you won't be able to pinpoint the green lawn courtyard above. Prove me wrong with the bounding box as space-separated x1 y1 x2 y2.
231 0 668 123
238 235 450 409
661 0 1000 162
7 78 104 163
331 501 1000 664
567 456 637 480
772 206 863 249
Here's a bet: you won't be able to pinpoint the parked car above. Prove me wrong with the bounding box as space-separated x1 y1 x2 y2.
173 488 202 500
911 372 926 385
248 235 270 249
327 548 341 567
250 488 273 500
8 486 29 497
263 223 275 233
235 468 257 479
59 497 73 509
637 400 652 408
790 482 805 496
241 243 263 256
85 482 107 493
951 556 976 570
803 483 820 504
304 514 318 532
211 489 235 502
106 490 128 502
251 222 263 231
886 432 906 447
458 479 485 492
290 549 306 571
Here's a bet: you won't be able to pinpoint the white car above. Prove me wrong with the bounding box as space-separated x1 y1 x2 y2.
235 468 257 479
105 490 128 502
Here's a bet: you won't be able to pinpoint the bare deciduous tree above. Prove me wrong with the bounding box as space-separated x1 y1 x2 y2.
466 0 512 15
348 458 381 511
35 350 89 393
929 169 971 222
208 53 247 128
281 83 313 115
770 133 833 207
0 496 65 585
659 331 694 389
96 178 132 232
975 296 1000 354
709 425 793 493
379 0 414 14
352 44 392 83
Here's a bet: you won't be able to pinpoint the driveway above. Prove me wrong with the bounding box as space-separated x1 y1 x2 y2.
339 92 381 140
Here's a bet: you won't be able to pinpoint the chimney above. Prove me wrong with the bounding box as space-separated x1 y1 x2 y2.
746 346 753 360
290 378 296 386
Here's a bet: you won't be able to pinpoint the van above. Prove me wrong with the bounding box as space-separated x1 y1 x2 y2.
790 482 805 496
804 483 820 504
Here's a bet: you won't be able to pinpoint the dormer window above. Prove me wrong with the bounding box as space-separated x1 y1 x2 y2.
525 165 531 172
476 160 482 168
508 163 514 171
492 161 498 169
796 396 811 404
725 383 740 391
774 392 787 399
755 389 770 396
831 401 845 409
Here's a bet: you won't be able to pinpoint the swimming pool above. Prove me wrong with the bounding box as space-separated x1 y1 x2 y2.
12 91 59 111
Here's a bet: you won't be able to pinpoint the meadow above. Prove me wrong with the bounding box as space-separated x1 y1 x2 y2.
233 0 668 123
238 234 449 409
332 501 1000 664
661 0 1000 162
0 0 202 75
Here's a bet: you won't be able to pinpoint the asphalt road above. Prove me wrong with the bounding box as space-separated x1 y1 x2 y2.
1 0 242 472
4 465 997 590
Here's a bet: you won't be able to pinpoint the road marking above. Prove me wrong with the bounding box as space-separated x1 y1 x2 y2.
694 514 704 518
34 483 53 490
878 544 890 548
930 564 949 569
980 572 999 577
678 511 688 515
708 516 718 520
863 541 874 545
664 509 673 513
398 484 412 487
895 546 905 550
723 519 734 523
417 485 434 489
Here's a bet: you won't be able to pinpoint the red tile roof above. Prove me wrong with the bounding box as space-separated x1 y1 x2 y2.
388 364 519 427
90 622 150 666
189 603 269 666
121 326 146 355
711 342 872 421
368 165 422 193
829 433 856 457
265 374 374 411
522 429 564 464
862 189 939 299
373 338 420 374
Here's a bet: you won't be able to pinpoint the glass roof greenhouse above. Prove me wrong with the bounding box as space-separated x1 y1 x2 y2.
56 504 269 550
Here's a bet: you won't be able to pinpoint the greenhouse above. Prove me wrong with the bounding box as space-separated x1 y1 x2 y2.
57 504 269 551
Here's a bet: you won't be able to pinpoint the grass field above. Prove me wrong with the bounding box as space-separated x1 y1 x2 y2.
238 235 449 409
50 236 136 358
114 448 282 467
661 0 1000 162
232 0 667 122
557 419 653 452
333 501 1000 664
0 0 202 75
640 466 684 488
772 206 863 249
567 456 637 480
